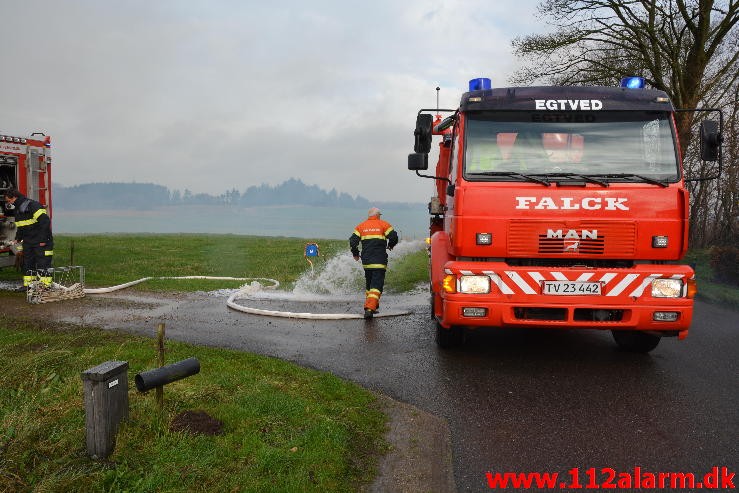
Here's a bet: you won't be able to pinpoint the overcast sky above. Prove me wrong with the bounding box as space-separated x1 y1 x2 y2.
1 0 542 203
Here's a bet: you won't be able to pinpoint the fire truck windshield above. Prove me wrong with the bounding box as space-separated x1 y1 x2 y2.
464 111 679 182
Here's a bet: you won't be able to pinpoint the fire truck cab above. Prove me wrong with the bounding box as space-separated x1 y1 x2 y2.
409 77 721 352
0 132 52 268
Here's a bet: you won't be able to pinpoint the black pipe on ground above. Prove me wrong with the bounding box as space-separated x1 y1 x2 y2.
135 357 200 392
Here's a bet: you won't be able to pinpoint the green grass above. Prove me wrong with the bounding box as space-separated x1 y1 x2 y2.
684 249 739 309
0 235 349 291
386 248 428 293
0 234 429 294
0 318 387 492
0 234 426 491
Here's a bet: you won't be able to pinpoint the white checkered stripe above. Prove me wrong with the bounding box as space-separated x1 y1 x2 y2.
445 268 688 297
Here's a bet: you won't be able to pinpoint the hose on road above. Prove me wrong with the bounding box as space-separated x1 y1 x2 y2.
85 276 410 319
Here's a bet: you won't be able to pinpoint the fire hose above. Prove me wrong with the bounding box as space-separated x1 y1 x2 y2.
82 276 410 320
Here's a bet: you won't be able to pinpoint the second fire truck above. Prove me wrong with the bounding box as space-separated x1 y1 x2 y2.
0 132 53 268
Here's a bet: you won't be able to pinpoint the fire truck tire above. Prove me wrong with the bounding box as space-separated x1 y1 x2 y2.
435 322 463 349
611 330 661 353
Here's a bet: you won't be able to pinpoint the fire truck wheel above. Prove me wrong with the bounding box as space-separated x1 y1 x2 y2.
611 330 661 353
435 322 463 349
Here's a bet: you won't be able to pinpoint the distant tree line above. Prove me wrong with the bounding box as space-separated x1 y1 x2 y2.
53 182 171 210
232 178 370 208
53 178 417 210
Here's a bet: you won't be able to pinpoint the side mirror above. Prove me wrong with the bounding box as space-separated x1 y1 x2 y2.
414 114 434 154
700 120 720 161
408 153 428 170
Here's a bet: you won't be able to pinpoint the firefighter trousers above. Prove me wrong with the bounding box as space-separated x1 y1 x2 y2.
363 268 386 311
22 244 53 287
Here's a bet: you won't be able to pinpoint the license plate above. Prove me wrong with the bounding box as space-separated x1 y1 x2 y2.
542 281 602 295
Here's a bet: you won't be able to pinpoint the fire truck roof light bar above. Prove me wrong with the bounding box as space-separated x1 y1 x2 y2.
621 76 646 89
469 77 492 91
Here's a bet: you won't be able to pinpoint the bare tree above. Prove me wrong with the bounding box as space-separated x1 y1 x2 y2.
710 82 739 245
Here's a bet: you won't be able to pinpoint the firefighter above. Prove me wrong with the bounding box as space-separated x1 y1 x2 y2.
2 189 54 290
350 207 398 319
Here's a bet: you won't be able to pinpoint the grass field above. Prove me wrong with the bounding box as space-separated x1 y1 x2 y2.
0 318 387 492
0 234 431 492
0 234 429 293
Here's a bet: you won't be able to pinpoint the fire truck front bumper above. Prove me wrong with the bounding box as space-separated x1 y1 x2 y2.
436 264 695 338
439 296 693 337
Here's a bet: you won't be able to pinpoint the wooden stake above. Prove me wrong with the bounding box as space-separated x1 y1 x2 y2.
156 323 165 411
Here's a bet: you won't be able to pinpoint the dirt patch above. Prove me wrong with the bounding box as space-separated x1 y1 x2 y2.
170 410 224 436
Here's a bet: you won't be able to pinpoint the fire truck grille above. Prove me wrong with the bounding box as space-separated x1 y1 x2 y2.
508 221 636 256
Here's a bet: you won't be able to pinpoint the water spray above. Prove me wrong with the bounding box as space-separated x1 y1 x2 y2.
225 240 425 319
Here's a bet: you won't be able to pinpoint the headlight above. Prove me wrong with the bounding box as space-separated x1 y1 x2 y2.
651 278 683 298
459 275 490 294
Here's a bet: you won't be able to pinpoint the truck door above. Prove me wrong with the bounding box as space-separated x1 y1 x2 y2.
1 154 19 261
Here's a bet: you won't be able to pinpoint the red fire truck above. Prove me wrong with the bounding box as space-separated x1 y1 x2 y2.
409 77 722 352
0 132 53 268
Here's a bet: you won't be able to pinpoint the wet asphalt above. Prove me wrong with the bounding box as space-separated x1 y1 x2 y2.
62 293 738 492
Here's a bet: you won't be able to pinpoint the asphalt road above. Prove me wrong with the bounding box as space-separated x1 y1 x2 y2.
60 293 738 492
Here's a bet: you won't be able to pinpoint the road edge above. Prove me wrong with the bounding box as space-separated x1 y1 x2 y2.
367 393 457 493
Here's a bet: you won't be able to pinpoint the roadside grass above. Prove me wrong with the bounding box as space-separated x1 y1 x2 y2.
0 234 428 294
684 249 739 309
386 248 428 293
0 317 387 492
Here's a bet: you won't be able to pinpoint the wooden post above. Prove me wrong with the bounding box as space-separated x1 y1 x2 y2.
81 361 129 459
70 240 75 266
156 323 165 411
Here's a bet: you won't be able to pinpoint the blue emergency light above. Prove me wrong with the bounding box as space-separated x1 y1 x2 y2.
469 77 492 91
620 76 646 89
